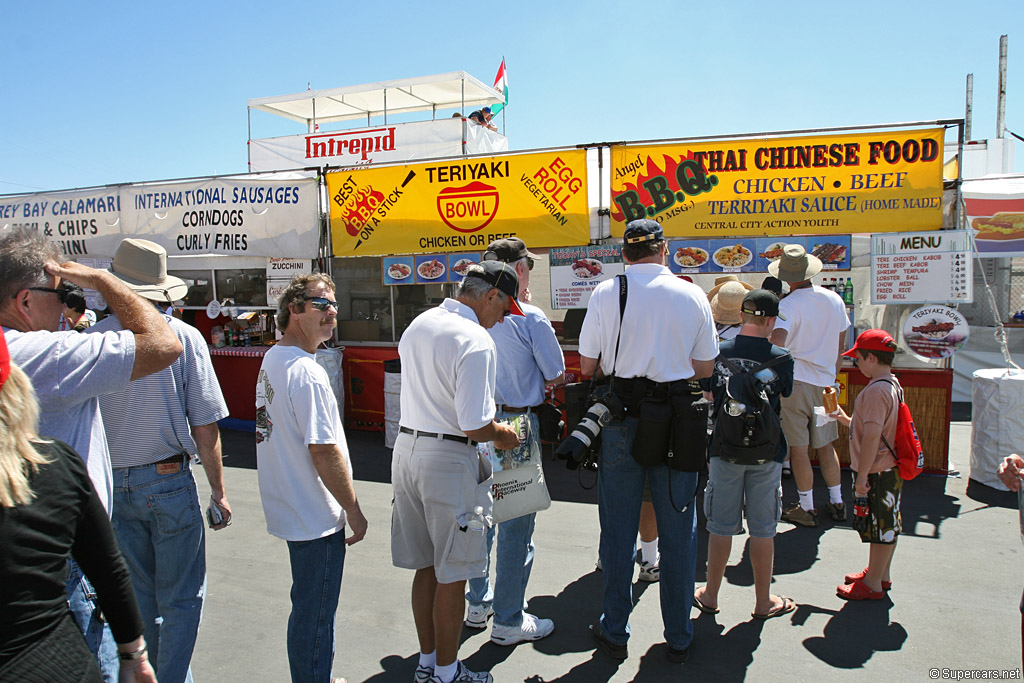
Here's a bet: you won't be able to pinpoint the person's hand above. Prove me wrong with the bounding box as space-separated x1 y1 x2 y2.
491 422 520 451
45 260 108 290
119 658 157 683
209 493 232 531
830 405 851 427
345 504 368 545
998 454 1024 491
854 478 871 497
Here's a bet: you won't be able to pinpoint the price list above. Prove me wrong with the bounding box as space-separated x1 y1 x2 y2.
870 230 973 305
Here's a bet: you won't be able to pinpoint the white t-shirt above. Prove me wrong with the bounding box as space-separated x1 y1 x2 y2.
398 298 497 435
579 263 719 382
775 285 851 387
255 344 351 542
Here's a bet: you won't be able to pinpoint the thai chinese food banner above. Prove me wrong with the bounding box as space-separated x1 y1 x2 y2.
609 128 944 238
327 150 589 257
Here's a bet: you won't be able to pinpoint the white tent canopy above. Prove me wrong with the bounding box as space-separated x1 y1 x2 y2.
248 71 503 127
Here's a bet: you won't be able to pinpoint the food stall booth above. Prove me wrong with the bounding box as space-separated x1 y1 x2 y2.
321 119 965 476
0 173 324 429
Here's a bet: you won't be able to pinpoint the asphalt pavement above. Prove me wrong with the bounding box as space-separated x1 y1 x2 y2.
189 422 1023 682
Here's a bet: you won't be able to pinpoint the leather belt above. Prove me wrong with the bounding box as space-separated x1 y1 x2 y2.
496 404 538 414
156 453 188 465
399 426 476 446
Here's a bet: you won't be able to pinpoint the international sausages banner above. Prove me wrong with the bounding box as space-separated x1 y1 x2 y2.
327 150 589 257
609 128 945 238
0 177 320 258
120 178 320 257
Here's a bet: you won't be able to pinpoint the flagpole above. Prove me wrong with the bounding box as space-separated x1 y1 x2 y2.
501 56 506 137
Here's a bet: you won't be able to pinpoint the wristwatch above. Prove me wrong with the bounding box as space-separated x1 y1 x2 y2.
118 645 147 661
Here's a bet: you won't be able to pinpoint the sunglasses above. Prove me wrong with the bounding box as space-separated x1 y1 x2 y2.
25 283 69 305
304 296 339 312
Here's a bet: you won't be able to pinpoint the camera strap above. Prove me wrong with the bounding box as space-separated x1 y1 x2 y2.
605 274 627 394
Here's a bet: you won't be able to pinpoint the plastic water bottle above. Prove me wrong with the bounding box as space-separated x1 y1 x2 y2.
465 506 487 532
836 278 846 299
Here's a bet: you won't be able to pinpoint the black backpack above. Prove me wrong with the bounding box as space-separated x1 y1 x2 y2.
710 353 791 465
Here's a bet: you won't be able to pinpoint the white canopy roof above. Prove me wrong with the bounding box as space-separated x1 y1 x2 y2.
248 71 503 125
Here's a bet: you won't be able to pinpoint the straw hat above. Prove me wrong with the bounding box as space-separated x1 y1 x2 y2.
108 238 188 303
767 244 822 282
706 274 755 302
709 281 750 325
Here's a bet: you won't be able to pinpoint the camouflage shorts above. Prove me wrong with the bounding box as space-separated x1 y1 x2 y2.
859 467 903 544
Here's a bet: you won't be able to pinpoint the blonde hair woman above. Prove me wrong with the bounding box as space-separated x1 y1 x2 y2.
0 333 156 683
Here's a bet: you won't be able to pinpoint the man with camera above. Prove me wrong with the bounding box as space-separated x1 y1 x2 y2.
578 219 718 663
464 238 564 646
392 261 522 683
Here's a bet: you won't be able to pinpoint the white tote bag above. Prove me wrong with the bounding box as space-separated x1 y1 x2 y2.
480 415 552 524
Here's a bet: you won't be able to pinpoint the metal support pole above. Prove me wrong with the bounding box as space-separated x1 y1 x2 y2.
997 35 1008 138
965 73 973 141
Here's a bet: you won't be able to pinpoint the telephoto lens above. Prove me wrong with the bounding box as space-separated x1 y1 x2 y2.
554 403 611 470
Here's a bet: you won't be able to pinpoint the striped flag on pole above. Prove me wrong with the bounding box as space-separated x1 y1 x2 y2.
491 59 508 114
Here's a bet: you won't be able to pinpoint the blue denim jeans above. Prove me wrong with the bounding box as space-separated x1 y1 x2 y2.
286 529 347 683
466 411 539 627
66 559 120 683
111 463 205 683
597 417 699 651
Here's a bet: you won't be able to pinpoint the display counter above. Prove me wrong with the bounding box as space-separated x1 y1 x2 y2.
208 345 271 422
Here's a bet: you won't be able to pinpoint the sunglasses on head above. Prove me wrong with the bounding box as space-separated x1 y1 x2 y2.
25 282 69 305
304 296 339 312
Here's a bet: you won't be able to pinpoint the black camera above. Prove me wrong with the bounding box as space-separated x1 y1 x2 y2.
554 385 626 470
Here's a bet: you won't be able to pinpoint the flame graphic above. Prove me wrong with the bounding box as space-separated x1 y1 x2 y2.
342 185 386 236
610 152 700 223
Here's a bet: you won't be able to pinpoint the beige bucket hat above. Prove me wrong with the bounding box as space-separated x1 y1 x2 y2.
108 238 188 303
709 281 750 325
767 244 823 282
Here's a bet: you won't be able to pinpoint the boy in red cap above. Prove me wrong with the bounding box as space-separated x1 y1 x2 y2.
829 329 902 600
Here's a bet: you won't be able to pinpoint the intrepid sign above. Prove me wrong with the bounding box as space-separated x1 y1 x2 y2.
305 127 396 162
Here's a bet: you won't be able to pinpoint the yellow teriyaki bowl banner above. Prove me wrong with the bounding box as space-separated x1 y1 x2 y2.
610 128 944 237
328 150 589 257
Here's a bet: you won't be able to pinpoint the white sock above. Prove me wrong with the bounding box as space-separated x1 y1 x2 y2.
418 651 436 669
828 484 844 505
798 489 814 511
435 661 457 683
641 539 659 564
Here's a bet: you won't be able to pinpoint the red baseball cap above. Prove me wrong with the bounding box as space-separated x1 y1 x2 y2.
842 328 898 357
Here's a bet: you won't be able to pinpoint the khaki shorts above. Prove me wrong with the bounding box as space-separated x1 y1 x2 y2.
390 432 493 584
780 380 839 449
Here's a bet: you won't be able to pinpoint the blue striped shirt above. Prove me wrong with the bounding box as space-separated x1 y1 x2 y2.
90 315 228 467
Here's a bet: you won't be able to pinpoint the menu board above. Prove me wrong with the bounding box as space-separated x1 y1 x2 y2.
871 230 973 304
667 234 851 275
549 245 625 309
382 253 483 285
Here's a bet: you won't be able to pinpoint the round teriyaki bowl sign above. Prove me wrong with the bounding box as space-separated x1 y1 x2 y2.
902 305 969 360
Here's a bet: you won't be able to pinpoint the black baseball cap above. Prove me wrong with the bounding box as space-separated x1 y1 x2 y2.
760 276 783 297
623 219 664 244
464 260 525 316
741 288 785 320
484 237 538 264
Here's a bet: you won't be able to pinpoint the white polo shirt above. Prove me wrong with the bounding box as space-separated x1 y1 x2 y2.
579 263 719 382
398 298 497 435
775 285 851 387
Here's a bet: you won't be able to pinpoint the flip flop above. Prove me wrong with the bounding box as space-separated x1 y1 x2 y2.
692 595 720 615
751 596 796 620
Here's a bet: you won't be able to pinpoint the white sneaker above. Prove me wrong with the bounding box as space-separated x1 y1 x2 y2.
489 612 554 645
427 660 492 683
414 664 433 682
638 558 660 583
464 604 493 629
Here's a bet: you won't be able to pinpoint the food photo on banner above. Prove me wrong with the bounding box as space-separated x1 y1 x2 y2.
326 149 589 257
902 305 970 360
608 128 944 238
962 175 1024 258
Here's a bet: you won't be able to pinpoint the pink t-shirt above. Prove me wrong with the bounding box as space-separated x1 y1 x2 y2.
849 373 900 474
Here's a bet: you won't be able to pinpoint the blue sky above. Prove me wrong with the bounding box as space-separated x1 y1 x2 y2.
1 0 1020 194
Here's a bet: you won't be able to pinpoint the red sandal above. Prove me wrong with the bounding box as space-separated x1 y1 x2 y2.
837 579 886 601
844 568 892 591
